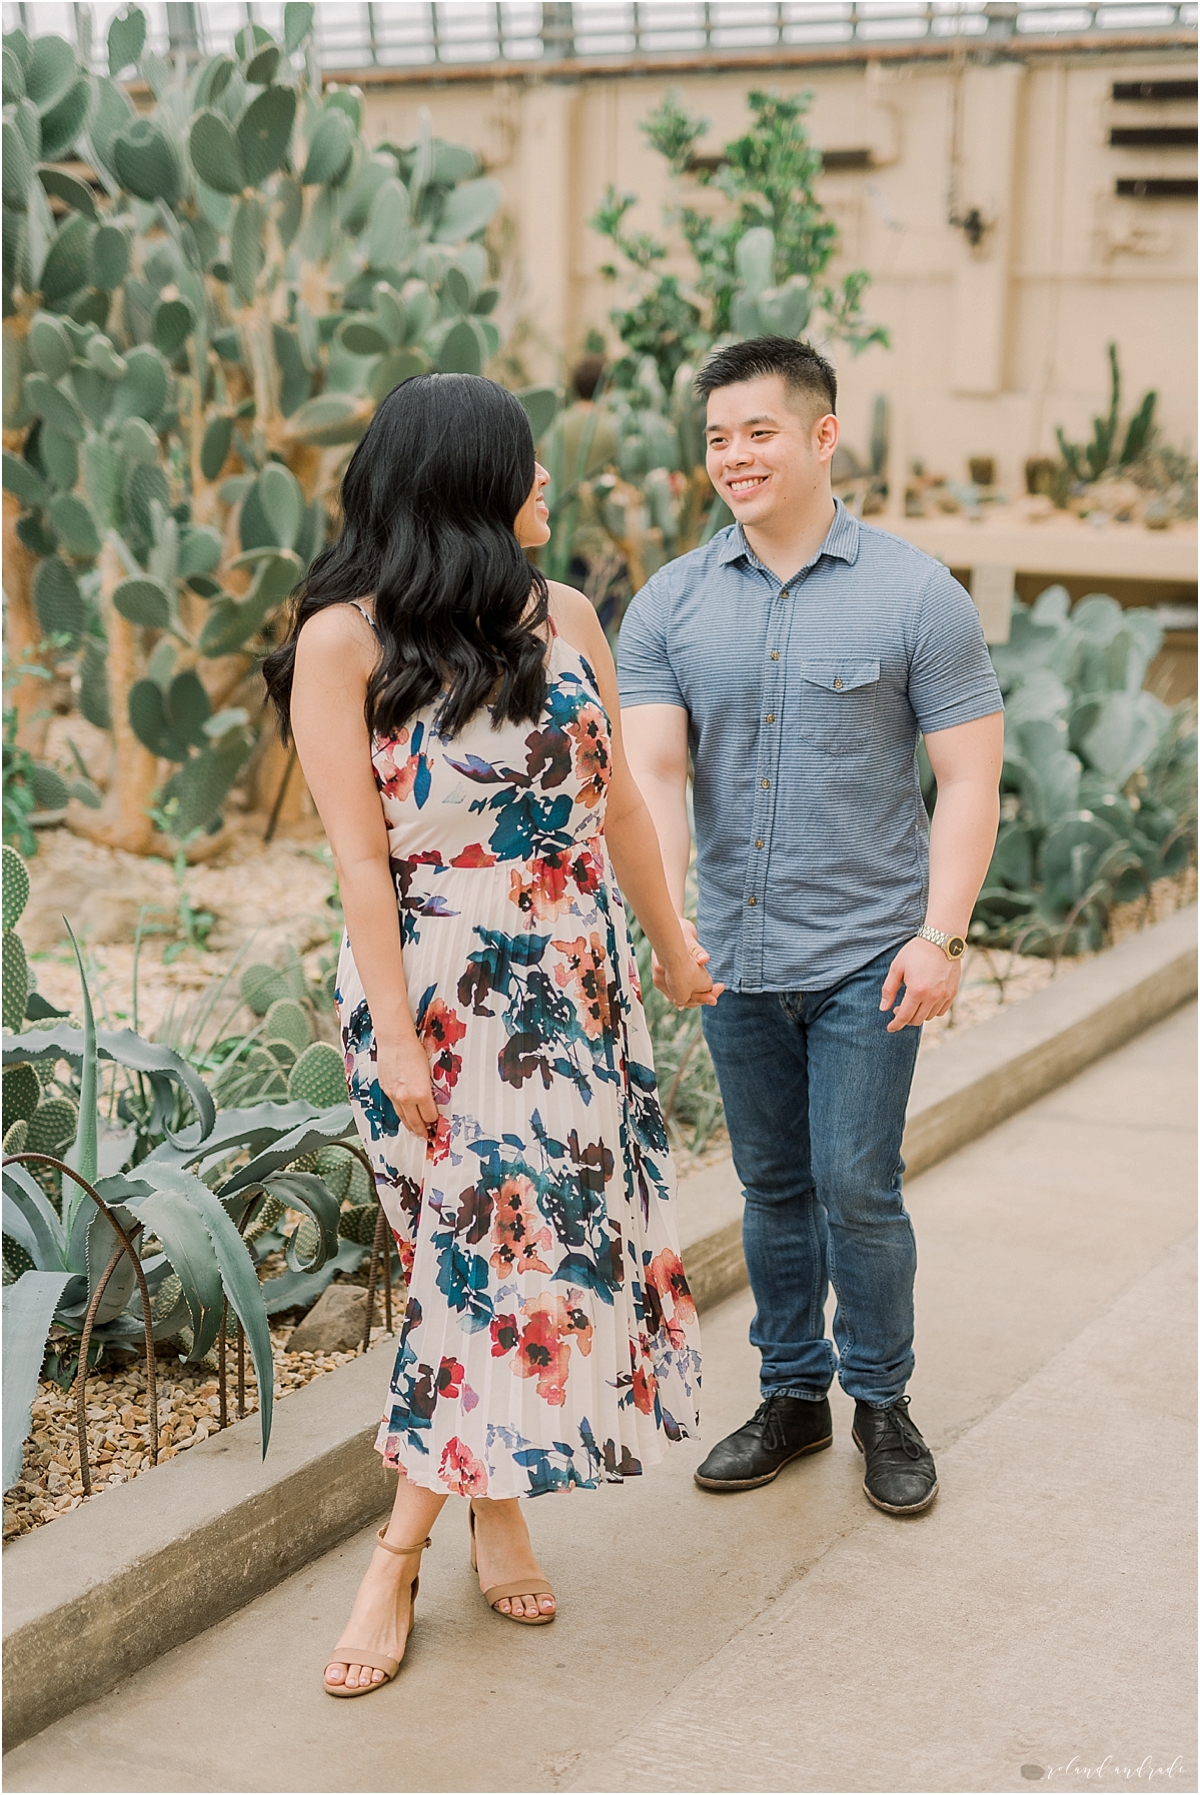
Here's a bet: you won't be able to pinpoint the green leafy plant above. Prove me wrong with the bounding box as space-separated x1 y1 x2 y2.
1030 344 1195 524
972 588 1196 956
1 842 381 1491
541 90 888 632
596 91 887 393
1055 343 1156 486
2 6 540 856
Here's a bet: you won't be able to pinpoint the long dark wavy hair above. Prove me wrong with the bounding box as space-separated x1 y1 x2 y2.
262 372 549 743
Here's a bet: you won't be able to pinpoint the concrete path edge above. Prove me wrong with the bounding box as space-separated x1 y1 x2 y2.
3 906 1194 1751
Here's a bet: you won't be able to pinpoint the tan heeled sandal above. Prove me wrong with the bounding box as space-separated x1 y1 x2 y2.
468 1502 556 1625
323 1528 431 1697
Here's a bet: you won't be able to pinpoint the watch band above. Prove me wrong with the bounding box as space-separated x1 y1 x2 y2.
916 923 966 959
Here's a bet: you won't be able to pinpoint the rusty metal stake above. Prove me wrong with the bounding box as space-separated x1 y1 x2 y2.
74 1238 126 1497
361 1205 386 1354
217 1302 228 1429
6 1154 158 1499
236 1319 246 1418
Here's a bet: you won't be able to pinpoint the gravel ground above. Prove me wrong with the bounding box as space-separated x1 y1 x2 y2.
3 1321 397 1543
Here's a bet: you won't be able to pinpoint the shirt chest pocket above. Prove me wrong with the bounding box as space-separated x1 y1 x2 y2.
798 660 880 756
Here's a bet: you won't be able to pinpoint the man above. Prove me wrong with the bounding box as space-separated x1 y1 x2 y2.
618 337 1003 1515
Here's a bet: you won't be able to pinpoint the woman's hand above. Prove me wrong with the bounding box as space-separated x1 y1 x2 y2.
376 1035 440 1139
660 942 724 1010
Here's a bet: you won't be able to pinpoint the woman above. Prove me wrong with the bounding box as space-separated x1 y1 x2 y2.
264 373 717 1698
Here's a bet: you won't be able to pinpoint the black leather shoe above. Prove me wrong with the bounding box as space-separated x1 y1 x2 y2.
852 1396 938 1514
694 1394 833 1491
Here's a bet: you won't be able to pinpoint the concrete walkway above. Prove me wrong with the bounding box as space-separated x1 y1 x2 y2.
5 1005 1195 1795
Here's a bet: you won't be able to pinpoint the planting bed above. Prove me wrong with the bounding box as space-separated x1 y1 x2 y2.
921 866 1196 1052
3 1320 396 1542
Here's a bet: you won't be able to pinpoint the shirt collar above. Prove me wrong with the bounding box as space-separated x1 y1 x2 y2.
716 496 861 572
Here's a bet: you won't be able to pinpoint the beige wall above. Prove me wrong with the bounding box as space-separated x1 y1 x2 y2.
357 42 1197 496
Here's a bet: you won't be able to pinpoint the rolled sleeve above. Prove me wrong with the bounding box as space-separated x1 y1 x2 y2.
617 574 687 711
907 564 1004 735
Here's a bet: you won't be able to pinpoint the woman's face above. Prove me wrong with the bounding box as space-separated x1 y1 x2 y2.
513 462 551 548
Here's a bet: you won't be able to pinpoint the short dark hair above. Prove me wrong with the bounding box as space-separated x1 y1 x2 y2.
571 355 606 401
695 336 837 418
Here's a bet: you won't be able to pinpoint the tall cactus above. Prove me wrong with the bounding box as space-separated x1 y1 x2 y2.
2 6 511 853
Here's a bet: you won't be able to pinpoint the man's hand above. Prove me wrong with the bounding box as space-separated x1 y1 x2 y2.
880 936 961 1033
651 917 710 995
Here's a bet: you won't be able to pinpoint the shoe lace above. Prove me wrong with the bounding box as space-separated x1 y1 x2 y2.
878 1397 924 1462
753 1395 790 1452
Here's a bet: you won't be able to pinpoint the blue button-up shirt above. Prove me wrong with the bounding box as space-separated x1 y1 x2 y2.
617 500 1003 992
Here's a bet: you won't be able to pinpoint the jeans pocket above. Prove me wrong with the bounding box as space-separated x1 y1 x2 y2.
799 659 880 756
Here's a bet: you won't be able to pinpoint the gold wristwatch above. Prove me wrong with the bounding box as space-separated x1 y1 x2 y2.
916 923 966 960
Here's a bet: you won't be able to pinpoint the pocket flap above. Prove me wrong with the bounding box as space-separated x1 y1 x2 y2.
800 659 880 694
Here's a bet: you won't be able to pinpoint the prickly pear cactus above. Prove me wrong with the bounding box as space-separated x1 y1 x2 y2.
338 1203 380 1247
288 1040 349 1107
2 842 30 1029
2 5 522 854
263 997 311 1056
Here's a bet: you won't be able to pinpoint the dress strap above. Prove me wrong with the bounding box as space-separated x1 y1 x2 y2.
348 600 383 642
546 611 559 639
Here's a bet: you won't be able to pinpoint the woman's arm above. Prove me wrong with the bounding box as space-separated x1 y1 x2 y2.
549 583 721 1010
290 605 439 1137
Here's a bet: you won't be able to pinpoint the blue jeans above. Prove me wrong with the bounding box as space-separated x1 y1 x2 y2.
701 949 921 1408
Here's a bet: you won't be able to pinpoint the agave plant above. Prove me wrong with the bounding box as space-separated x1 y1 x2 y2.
2 4 551 853
971 588 1196 955
1 843 376 1492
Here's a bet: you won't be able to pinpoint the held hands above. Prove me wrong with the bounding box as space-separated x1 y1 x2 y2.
652 918 725 1010
376 1035 440 1139
880 936 961 1033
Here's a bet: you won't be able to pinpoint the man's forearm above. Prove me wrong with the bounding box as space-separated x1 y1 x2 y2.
633 771 692 915
924 779 999 934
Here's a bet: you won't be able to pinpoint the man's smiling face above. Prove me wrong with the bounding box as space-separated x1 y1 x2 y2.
704 374 836 530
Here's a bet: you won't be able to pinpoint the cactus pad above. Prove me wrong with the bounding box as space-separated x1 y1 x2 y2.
241 961 293 1016
288 1040 348 1107
33 555 85 645
2 1063 41 1126
2 1236 36 1282
112 118 183 205
25 1095 78 1158
347 1155 373 1206
243 1192 287 1244
264 998 312 1055
338 1203 380 1246
2 843 30 931
2 930 29 1031
3 1118 29 1156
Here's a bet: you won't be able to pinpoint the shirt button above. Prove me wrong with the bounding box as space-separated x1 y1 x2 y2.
761 778 770 789
755 839 764 849
748 896 757 906
770 652 779 661
780 590 788 600
833 678 844 689
766 713 775 724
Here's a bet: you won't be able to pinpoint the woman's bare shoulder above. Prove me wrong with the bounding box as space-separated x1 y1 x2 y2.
296 600 378 661
547 581 603 652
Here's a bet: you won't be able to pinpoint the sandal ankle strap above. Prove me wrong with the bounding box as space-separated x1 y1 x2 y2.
375 1527 431 1557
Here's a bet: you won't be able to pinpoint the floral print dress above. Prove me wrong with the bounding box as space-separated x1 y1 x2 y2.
336 624 701 1499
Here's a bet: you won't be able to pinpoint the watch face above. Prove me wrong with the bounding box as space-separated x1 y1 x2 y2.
947 936 966 959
